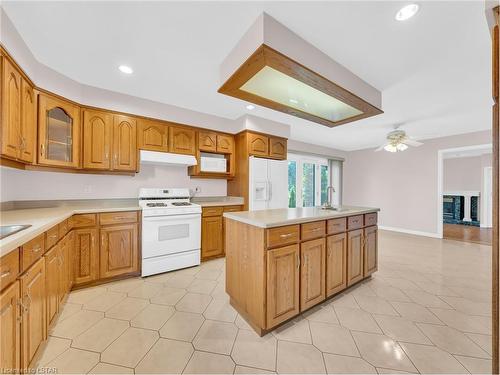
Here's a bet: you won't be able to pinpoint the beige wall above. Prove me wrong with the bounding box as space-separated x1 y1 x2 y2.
443 156 483 192
343 130 492 236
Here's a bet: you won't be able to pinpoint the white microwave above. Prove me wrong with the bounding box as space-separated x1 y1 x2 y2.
200 156 227 172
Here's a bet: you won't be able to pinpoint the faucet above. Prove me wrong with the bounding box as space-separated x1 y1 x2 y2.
322 186 336 209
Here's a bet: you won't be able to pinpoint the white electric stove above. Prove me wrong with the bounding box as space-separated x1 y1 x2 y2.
139 188 201 277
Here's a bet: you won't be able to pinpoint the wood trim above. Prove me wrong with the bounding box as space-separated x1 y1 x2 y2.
218 44 383 128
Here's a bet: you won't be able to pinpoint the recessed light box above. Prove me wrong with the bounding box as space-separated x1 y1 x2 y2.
218 13 383 128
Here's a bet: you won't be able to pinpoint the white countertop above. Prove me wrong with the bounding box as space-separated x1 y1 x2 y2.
191 196 244 207
223 206 379 228
0 200 141 257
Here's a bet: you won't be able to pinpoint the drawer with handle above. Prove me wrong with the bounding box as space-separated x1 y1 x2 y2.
202 207 224 217
46 225 60 249
0 248 20 291
266 225 300 248
365 212 378 227
223 205 244 213
99 211 138 225
71 213 97 228
301 221 326 241
327 217 347 235
21 234 45 271
347 215 364 230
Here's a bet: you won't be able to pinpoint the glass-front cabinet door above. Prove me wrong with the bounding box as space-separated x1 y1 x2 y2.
38 93 80 168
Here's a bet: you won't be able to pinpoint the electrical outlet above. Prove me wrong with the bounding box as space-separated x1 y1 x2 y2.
84 185 93 193
195 186 201 193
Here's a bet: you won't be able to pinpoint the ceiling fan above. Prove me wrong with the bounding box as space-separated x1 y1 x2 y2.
375 129 423 152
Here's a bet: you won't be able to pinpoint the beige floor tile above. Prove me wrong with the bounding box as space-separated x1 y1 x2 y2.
323 353 377 374
330 294 360 309
235 314 253 330
272 318 312 344
439 295 492 317
303 304 339 324
276 340 326 374
203 297 237 322
101 327 159 368
351 332 417 373
183 351 235 374
350 284 378 297
47 348 99 374
399 342 468 374
448 286 491 303
417 323 490 358
176 292 213 313
131 304 175 330
127 282 164 299
105 297 149 320
375 368 417 374
234 365 276 374
106 278 145 293
89 362 134 374
309 322 359 356
50 310 104 339
150 286 187 305
195 268 221 280
188 278 218 294
83 291 126 312
380 277 423 292
390 301 443 324
56 302 82 322
334 306 382 334
231 329 277 371
143 271 173 284
159 311 205 341
211 282 230 301
66 286 107 305
413 281 460 297
454 355 492 374
354 295 399 316
72 317 129 352
193 320 238 355
465 333 493 356
135 338 193 374
174 265 202 276
370 285 412 302
165 274 196 288
403 290 454 309
33 336 71 366
429 308 491 334
373 315 431 345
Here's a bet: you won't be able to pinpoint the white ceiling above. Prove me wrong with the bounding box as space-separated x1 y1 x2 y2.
1 1 492 151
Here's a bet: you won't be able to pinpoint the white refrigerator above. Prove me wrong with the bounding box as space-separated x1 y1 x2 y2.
249 157 289 210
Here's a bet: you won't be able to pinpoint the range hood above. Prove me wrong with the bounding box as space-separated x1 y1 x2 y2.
140 150 197 167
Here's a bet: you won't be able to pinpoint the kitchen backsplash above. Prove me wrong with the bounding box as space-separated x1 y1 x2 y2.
0 165 226 202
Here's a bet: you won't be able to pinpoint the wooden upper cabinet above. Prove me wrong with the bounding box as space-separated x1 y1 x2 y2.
0 281 20 371
73 228 99 286
300 238 326 311
137 119 168 152
198 131 217 152
19 257 46 368
100 224 138 279
1 57 22 160
266 244 300 329
169 125 196 155
217 134 234 154
112 115 137 171
38 93 80 168
347 229 364 286
269 137 287 160
364 226 378 277
82 109 112 170
19 79 36 163
248 133 269 157
326 233 347 297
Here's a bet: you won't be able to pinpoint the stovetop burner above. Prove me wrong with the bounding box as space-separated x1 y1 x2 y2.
146 202 168 207
171 202 192 206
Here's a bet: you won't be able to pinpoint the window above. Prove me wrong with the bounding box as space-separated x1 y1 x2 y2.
288 153 341 208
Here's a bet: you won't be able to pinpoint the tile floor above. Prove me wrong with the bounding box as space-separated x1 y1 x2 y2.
33 230 493 374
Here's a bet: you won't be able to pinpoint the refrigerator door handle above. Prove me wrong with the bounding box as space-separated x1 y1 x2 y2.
268 180 272 202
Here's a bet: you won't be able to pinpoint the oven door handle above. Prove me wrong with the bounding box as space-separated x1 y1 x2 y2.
142 213 201 222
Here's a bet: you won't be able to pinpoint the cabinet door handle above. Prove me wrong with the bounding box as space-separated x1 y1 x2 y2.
40 144 45 156
311 228 322 232
105 151 109 160
297 254 301 269
0 270 11 278
32 246 42 253
280 233 293 239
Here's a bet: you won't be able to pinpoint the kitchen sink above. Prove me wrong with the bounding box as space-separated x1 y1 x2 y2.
0 225 32 239
321 206 348 212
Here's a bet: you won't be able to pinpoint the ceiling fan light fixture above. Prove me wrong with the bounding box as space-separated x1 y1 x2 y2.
384 144 398 153
395 4 419 21
396 143 408 151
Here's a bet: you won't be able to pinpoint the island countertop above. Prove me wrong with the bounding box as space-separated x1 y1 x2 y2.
223 206 379 228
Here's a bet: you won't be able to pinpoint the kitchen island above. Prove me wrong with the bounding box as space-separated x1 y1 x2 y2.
223 206 380 336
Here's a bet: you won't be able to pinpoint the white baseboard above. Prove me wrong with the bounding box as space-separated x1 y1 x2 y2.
378 225 442 239
480 223 492 228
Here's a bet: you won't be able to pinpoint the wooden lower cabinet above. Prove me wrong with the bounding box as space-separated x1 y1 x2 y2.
201 216 223 260
300 238 326 311
73 228 99 286
19 257 46 368
326 233 347 297
0 281 21 372
364 226 378 277
347 229 364 286
44 246 59 327
100 224 139 279
266 244 300 328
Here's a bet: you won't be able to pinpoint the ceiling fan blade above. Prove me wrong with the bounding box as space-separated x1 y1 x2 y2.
404 139 423 147
375 144 387 152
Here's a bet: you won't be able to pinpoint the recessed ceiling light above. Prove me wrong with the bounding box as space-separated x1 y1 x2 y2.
118 65 133 74
395 4 419 21
246 104 255 110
